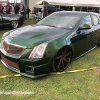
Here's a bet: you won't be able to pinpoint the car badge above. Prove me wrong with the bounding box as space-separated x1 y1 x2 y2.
7 46 10 51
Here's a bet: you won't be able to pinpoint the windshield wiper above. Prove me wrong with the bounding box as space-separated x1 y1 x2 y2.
38 24 56 27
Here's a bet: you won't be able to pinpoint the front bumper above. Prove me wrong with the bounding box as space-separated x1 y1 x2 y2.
0 47 52 78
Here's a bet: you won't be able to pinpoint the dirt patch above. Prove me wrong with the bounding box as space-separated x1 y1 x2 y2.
94 69 100 74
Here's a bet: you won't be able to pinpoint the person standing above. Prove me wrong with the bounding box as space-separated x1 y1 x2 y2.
0 2 4 14
43 6 48 18
14 3 20 14
20 5 25 21
26 7 31 18
6 3 12 14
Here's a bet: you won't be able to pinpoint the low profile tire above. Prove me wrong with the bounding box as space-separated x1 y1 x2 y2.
52 46 72 72
11 20 18 29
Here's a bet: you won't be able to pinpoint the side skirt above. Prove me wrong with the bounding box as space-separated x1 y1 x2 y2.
72 46 97 61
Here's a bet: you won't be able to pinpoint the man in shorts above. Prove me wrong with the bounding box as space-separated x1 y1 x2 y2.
6 3 12 14
0 2 4 13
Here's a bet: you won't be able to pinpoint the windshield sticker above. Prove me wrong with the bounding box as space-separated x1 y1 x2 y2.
69 26 73 29
57 25 61 28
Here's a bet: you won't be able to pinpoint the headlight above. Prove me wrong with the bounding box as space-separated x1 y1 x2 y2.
29 43 48 58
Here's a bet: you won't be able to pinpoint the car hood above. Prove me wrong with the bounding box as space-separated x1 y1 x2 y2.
0 14 22 20
7 25 72 48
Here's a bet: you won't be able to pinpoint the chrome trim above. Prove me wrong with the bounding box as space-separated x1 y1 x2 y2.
1 40 26 56
0 48 7 56
4 39 26 48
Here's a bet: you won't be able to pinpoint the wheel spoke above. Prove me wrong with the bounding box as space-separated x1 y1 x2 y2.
64 52 71 58
61 49 64 55
57 58 62 69
63 58 69 63
68 54 71 61
64 47 67 55
62 60 64 70
56 55 62 59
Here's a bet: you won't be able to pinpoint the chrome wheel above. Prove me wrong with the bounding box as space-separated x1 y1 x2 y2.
11 20 18 29
52 47 71 72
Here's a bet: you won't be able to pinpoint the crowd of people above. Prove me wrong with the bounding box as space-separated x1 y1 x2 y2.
0 2 31 19
0 2 69 20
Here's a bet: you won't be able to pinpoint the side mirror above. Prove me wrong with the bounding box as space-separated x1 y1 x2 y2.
78 24 91 30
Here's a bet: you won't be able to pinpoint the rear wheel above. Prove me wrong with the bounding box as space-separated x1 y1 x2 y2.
11 20 18 29
52 47 71 72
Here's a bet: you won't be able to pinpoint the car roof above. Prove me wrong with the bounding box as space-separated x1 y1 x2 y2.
54 11 100 16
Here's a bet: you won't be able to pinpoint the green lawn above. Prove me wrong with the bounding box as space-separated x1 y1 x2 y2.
0 18 100 100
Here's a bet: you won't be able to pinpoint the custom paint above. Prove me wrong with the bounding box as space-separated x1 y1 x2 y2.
0 11 100 78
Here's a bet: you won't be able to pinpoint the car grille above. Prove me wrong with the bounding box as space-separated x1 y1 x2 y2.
3 41 25 55
1 55 20 70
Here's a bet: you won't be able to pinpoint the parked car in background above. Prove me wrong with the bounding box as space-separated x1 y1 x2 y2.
0 14 24 30
1 11 100 78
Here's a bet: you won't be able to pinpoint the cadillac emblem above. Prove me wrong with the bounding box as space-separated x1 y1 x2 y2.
7 46 9 51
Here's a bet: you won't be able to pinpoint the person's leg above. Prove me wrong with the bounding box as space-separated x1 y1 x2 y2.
27 14 29 18
26 14 28 18
21 13 24 23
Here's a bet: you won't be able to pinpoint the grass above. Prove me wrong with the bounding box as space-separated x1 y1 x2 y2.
0 18 100 100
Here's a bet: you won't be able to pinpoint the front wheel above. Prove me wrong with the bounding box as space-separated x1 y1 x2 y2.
11 20 18 29
52 47 72 72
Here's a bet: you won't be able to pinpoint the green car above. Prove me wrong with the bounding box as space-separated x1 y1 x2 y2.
1 11 100 78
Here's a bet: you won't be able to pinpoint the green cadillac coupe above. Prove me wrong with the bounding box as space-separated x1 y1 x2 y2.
0 11 100 78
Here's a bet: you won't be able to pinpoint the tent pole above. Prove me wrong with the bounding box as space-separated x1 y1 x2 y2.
56 6 57 11
99 8 100 13
38 5 39 12
36 4 37 14
42 0 44 18
87 6 88 12
72 6 75 11
80 7 82 11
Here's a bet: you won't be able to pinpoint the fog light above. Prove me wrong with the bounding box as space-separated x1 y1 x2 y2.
26 66 34 75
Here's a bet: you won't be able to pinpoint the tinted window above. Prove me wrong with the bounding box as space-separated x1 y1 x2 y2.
92 15 99 25
80 15 92 27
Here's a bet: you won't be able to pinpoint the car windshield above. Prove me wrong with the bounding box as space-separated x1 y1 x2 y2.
37 12 82 29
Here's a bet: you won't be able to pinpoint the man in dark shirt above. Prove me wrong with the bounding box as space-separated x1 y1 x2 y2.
43 6 48 18
26 7 31 18
0 2 4 13
6 3 12 14
14 3 20 14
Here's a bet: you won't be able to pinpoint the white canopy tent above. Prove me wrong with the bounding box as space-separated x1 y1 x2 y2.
37 0 100 7
36 0 100 18
37 0 73 6
72 0 100 7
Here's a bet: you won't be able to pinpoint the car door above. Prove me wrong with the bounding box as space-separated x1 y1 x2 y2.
71 15 95 58
0 15 3 29
90 15 100 46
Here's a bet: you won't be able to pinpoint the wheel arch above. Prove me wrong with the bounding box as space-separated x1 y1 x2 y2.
54 45 73 61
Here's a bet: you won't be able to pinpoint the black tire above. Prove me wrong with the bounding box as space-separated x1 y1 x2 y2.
52 46 71 72
11 20 18 29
